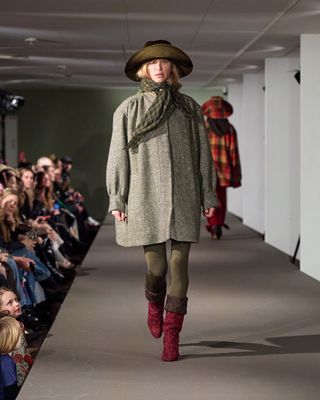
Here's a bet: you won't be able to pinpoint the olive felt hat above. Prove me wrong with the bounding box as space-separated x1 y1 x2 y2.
124 40 193 81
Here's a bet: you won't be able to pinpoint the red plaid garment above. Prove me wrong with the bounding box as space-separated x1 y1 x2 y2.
206 122 242 187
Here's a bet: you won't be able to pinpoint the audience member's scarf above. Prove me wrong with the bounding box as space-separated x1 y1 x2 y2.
126 79 195 150
207 118 233 137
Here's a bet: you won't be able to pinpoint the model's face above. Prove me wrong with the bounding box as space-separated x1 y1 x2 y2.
147 59 172 83
21 171 34 189
0 291 22 318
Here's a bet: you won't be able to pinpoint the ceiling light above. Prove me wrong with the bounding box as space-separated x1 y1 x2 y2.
0 54 15 60
243 65 259 70
246 45 285 55
24 37 38 45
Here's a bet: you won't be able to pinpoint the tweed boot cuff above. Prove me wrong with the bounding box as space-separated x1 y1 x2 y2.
164 295 188 315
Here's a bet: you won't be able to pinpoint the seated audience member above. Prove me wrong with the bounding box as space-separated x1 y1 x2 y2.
0 316 21 400
33 170 83 260
0 165 19 193
0 246 9 285
0 189 66 305
34 156 97 256
0 245 42 330
0 288 33 386
61 155 100 228
0 152 101 394
56 156 100 248
2 158 99 308
0 192 45 324
19 167 75 271
60 156 73 192
35 157 55 182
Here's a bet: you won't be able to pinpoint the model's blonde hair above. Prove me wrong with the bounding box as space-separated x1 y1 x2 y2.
136 60 181 84
0 316 21 354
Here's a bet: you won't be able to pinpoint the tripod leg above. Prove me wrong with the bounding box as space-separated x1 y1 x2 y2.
291 235 300 264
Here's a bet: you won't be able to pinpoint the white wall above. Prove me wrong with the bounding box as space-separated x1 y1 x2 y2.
227 75 265 234
265 57 300 256
241 73 265 234
227 83 243 218
300 35 320 280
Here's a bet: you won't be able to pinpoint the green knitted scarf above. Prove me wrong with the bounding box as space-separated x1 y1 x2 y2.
126 79 195 151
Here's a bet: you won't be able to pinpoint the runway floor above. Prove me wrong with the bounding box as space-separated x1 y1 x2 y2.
17 214 320 400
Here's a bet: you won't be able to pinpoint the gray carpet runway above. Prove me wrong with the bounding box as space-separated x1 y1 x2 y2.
18 214 320 400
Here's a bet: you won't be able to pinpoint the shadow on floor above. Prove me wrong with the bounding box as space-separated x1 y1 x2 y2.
180 334 320 359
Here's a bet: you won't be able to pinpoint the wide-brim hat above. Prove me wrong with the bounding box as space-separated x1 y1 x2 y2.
124 40 193 81
202 96 233 119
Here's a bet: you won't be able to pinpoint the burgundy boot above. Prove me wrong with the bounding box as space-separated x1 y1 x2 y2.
145 282 166 339
162 296 188 362
147 302 164 338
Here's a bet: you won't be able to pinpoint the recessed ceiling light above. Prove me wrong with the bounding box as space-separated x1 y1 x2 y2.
224 78 237 82
247 45 285 55
0 54 15 59
24 37 38 45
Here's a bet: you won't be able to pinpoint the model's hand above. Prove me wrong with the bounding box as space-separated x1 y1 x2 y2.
203 208 215 218
111 210 127 222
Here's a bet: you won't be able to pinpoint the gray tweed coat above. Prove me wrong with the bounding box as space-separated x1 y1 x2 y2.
106 90 219 247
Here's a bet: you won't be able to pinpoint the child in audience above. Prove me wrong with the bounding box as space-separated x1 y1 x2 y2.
0 287 33 387
0 316 21 400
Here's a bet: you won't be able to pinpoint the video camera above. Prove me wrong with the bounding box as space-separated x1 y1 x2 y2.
0 90 25 113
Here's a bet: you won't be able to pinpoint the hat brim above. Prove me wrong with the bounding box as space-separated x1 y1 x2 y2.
125 43 193 81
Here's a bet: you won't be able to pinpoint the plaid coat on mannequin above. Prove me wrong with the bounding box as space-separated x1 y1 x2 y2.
106 91 219 247
206 121 242 187
202 96 242 188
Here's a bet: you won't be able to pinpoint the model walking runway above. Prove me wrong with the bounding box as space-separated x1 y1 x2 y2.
17 214 320 400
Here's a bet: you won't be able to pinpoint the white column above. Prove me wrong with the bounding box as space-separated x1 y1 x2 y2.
265 57 300 256
241 73 265 234
4 115 18 166
300 35 320 281
227 83 243 218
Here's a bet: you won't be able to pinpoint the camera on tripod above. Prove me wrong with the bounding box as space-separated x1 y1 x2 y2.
0 90 24 113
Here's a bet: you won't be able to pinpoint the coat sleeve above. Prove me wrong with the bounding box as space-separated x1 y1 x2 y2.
197 109 220 210
106 107 130 213
228 124 242 187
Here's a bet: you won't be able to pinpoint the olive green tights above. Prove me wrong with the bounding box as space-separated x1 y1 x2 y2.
143 240 191 298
